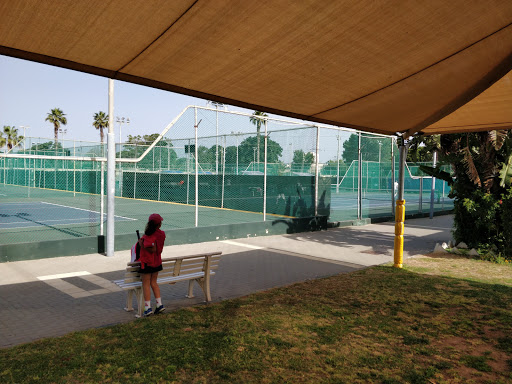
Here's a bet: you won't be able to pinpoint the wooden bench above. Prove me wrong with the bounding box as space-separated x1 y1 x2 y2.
113 251 222 317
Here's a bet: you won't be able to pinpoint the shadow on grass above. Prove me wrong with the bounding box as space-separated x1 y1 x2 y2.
1 263 511 384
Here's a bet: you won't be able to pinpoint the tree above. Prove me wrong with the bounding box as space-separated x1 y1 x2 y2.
45 108 67 144
0 130 5 150
250 111 268 163
121 133 177 170
30 141 63 155
407 134 441 163
2 126 23 150
237 135 283 165
93 111 109 144
419 130 512 258
291 149 314 172
342 134 391 163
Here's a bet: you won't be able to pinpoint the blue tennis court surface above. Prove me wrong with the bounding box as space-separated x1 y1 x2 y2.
0 202 134 230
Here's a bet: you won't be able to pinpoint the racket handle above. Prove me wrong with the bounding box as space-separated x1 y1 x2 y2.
136 230 140 239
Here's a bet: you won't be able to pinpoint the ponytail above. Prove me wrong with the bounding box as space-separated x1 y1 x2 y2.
145 220 159 236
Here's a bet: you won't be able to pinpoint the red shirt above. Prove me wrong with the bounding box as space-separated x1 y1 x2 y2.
139 229 166 267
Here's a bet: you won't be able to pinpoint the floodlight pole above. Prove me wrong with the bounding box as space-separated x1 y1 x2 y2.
106 79 115 257
393 135 408 268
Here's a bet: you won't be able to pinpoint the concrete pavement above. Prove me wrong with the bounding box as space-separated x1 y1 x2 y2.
0 214 453 348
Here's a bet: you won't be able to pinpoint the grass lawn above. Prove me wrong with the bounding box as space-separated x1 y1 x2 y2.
1 254 511 383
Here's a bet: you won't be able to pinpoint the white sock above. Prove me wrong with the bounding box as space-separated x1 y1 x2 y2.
156 297 162 307
144 301 151 310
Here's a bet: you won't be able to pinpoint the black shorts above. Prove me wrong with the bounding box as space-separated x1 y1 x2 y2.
138 264 163 274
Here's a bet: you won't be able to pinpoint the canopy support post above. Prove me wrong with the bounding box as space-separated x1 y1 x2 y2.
106 78 115 257
393 135 408 268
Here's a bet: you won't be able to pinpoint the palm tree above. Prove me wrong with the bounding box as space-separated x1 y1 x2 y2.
93 111 109 144
2 126 23 150
0 130 6 150
250 111 268 163
45 108 67 144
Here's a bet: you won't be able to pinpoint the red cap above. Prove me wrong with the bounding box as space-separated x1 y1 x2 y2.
148 213 163 224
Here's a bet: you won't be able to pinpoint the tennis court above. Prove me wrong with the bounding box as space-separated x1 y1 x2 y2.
0 201 133 230
0 183 288 245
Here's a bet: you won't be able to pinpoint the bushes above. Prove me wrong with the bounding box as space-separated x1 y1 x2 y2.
453 187 512 260
501 187 512 259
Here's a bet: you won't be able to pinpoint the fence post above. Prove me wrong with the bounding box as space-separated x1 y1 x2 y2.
133 148 137 199
73 139 76 197
263 121 268 221
429 151 437 219
187 138 190 205
158 172 161 201
221 135 226 209
391 138 395 215
336 133 340 193
100 161 105 236
315 126 320 216
419 177 423 213
194 107 199 227
357 132 362 220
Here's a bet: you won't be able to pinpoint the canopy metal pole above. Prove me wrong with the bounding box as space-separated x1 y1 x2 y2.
106 78 115 257
393 136 408 268
357 132 362 220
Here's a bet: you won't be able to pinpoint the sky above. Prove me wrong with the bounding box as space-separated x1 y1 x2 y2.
0 55 254 144
0 54 365 163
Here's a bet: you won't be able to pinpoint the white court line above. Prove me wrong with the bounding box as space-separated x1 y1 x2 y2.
0 201 46 205
40 201 136 220
0 219 103 228
220 240 264 250
37 271 91 281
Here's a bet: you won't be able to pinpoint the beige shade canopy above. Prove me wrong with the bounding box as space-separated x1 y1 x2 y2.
1 0 511 136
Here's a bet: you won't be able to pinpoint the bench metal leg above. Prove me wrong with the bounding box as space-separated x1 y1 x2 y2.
191 276 212 302
134 288 144 318
186 280 195 298
124 290 134 312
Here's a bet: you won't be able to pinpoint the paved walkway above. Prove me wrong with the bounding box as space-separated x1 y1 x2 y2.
0 215 453 348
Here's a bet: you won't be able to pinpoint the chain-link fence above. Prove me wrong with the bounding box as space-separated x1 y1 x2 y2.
0 106 453 248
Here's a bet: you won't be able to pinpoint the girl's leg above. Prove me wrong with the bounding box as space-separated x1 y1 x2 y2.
150 272 165 313
142 273 152 302
141 273 153 315
150 272 161 298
